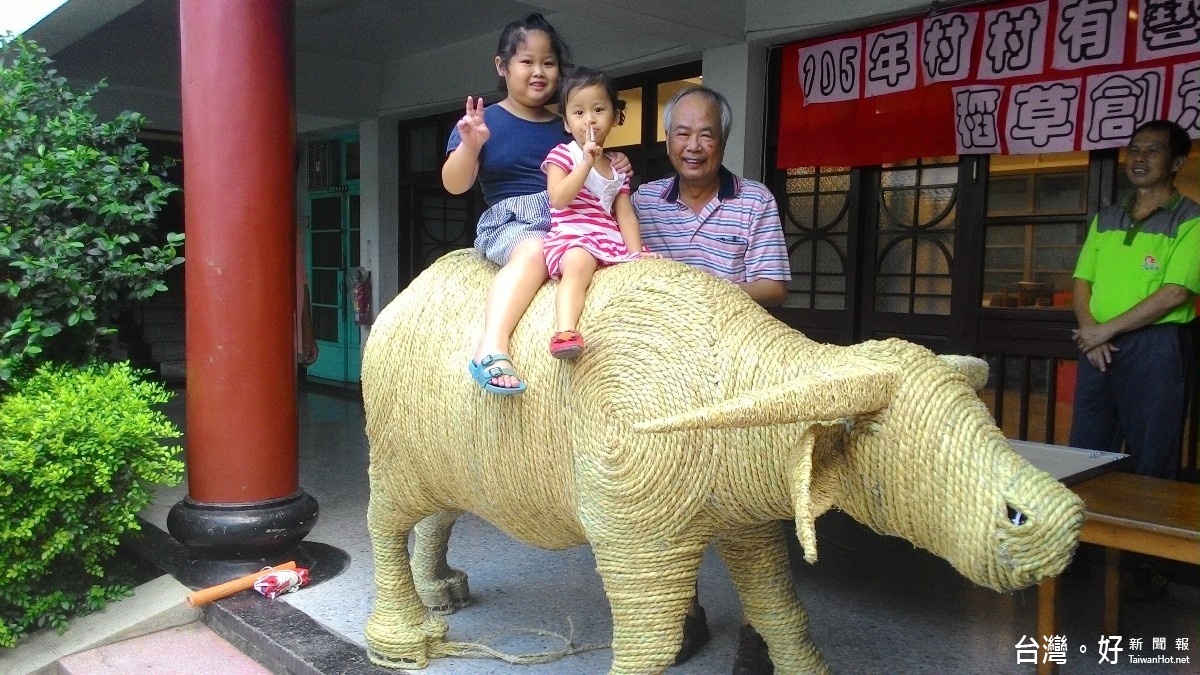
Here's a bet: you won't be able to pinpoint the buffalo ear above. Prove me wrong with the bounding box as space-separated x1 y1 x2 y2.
633 361 900 433
792 431 820 563
939 355 989 391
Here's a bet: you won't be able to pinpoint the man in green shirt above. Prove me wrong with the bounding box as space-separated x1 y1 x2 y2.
1070 120 1200 479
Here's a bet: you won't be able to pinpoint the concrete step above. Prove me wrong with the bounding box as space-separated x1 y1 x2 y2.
151 341 185 362
160 360 187 382
142 322 184 343
0 575 197 675
139 306 184 325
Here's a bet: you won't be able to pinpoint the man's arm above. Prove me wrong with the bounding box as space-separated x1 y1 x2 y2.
741 183 790 308
1075 283 1192 350
1071 277 1096 328
739 279 787 307
1077 210 1200 351
1072 278 1117 370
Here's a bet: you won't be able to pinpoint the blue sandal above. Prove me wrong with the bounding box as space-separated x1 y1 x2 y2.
467 353 527 396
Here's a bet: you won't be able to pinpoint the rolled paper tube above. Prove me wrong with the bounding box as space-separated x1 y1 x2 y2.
185 561 297 607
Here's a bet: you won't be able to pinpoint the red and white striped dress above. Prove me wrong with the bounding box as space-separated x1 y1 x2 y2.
541 142 640 279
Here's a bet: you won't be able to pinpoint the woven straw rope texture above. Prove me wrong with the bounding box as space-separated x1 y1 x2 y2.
360 250 1083 674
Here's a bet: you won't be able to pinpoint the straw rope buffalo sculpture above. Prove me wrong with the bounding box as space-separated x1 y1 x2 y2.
361 250 1084 674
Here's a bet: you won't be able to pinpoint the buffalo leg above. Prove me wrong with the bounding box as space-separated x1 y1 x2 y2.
364 498 449 669
715 522 829 674
411 510 471 613
593 544 705 675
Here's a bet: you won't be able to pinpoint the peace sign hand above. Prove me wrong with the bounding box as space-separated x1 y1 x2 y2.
456 96 490 151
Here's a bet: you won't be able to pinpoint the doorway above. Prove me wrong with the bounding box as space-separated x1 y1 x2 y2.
306 189 361 383
305 134 361 383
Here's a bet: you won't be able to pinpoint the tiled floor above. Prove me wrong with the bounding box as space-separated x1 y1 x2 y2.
58 623 271 675
141 387 1199 674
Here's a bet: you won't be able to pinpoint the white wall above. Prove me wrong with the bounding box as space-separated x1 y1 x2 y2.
746 0 936 44
376 33 501 119
296 51 382 122
357 118 401 341
701 43 769 181
91 84 182 132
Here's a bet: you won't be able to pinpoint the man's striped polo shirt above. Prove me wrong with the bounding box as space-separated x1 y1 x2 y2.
632 166 791 283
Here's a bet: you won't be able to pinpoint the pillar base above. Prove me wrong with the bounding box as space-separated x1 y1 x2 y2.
167 490 319 560
176 543 315 589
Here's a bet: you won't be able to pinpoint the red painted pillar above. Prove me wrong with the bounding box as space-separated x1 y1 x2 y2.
171 0 316 576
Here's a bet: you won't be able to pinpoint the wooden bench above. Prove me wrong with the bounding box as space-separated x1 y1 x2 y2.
1035 471 1200 675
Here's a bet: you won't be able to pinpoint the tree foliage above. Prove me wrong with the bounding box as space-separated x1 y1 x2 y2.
0 361 183 646
0 34 183 382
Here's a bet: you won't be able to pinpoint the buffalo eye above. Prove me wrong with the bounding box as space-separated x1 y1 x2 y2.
1006 505 1027 526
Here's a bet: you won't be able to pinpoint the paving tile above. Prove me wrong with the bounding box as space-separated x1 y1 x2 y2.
58 623 269 675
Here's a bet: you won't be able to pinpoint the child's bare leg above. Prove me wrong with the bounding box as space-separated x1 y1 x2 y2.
473 238 548 388
555 248 597 332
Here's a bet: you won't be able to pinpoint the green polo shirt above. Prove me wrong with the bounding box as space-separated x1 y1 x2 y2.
1073 191 1200 325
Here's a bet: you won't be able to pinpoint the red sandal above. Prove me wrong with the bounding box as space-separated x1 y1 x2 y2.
549 330 585 359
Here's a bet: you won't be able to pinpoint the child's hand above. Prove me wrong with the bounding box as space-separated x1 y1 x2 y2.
637 250 663 259
581 125 602 166
456 96 490 151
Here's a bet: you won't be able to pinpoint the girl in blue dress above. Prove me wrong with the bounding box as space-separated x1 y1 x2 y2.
443 14 629 395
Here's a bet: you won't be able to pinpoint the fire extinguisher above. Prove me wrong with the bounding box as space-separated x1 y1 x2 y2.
350 267 372 325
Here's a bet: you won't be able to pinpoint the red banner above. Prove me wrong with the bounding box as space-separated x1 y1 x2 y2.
777 0 1200 168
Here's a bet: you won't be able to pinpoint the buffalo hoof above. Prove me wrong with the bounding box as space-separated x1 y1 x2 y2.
364 612 449 669
416 569 471 614
732 624 773 674
673 605 710 665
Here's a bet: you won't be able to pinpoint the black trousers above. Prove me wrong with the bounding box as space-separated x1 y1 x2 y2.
1068 323 1191 479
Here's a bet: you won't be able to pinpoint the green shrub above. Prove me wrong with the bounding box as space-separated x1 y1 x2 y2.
0 361 184 647
0 34 183 382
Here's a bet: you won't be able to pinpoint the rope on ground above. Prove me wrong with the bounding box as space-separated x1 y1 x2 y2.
435 616 610 665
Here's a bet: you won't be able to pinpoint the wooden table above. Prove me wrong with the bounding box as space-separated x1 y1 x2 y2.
1034 471 1200 675
1008 439 1127 486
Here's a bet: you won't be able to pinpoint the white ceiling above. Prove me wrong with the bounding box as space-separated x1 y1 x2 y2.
25 0 932 132
27 0 747 129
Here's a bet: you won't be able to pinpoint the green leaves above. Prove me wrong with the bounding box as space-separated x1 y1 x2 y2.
0 34 186 646
0 34 183 382
0 361 183 646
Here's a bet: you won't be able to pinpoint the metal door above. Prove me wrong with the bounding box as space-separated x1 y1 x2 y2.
858 157 966 353
775 157 978 353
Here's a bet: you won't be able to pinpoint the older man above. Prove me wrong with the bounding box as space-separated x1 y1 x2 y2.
633 85 790 675
634 86 790 308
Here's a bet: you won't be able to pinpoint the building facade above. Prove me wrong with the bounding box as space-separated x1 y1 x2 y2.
26 0 1200 476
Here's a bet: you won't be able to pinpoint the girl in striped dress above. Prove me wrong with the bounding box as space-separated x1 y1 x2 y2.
542 68 659 359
